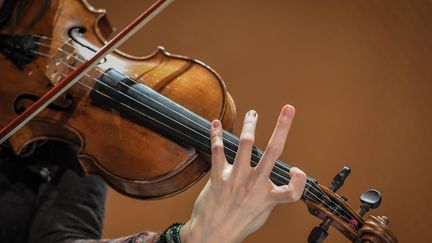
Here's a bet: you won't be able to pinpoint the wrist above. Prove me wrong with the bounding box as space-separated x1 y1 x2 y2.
160 222 184 243
181 220 211 243
180 221 197 243
180 220 242 243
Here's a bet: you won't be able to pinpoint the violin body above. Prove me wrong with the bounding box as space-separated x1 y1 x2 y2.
0 1 398 242
0 0 236 198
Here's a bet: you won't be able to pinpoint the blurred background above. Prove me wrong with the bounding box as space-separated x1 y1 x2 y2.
89 0 431 242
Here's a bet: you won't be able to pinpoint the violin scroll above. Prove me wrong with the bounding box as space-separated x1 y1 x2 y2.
359 215 397 243
306 166 397 243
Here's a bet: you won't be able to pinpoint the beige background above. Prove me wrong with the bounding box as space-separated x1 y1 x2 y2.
89 1 431 242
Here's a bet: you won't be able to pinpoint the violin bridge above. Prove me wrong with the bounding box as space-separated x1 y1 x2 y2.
45 39 81 86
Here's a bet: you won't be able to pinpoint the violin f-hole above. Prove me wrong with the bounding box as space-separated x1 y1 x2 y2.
13 92 74 114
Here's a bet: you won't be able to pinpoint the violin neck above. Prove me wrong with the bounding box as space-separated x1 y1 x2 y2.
91 68 315 192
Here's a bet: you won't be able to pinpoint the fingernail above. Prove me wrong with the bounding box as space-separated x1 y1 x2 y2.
212 120 220 128
283 105 295 118
249 110 257 117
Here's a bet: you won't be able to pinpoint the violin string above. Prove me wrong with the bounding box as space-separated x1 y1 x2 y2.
33 36 352 208
33 43 300 187
35 37 296 180
33 38 311 184
54 74 355 227
56 69 332 214
35 39 262 150
31 40 358 226
33 49 358 228
31 41 358 226
33 38 298 181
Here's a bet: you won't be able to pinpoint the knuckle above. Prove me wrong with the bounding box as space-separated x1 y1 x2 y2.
291 168 307 180
211 125 222 136
287 185 304 202
244 179 256 193
291 167 304 175
239 135 255 147
293 190 303 201
235 183 255 204
210 173 224 187
211 130 221 140
211 142 223 153
298 171 307 180
243 118 256 127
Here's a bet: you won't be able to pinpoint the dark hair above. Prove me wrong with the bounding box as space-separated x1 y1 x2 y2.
0 0 51 31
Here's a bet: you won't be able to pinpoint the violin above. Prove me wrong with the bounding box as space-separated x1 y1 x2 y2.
0 0 397 242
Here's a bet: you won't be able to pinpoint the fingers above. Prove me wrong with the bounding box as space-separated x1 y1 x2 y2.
257 105 295 178
210 120 226 180
231 110 258 178
272 167 307 203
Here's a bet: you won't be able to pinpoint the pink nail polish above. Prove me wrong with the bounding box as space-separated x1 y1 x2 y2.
284 105 295 117
212 120 220 128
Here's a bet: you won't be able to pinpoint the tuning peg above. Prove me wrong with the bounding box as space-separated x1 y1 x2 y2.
358 189 382 217
330 166 351 192
308 166 351 243
308 218 332 243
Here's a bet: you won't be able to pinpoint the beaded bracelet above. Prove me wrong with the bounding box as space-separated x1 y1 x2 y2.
157 222 184 243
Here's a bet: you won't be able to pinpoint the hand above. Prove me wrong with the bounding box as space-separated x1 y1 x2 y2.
180 105 307 243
